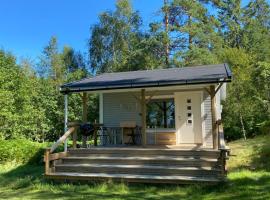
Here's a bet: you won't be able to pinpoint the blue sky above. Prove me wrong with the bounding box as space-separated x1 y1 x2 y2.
0 0 163 61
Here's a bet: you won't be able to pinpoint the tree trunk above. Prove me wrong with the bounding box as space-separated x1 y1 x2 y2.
239 112 247 140
188 15 192 50
164 0 170 66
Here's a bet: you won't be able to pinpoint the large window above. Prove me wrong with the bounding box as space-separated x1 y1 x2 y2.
146 98 175 129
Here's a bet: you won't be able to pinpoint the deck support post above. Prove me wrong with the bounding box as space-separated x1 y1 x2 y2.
210 85 218 149
219 149 227 177
64 94 68 152
82 92 88 148
141 89 147 146
72 128 77 149
44 148 51 175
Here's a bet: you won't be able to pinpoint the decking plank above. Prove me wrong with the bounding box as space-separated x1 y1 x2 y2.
45 172 222 184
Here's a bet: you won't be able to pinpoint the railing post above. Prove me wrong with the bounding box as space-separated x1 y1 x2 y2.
82 92 88 148
44 148 51 175
219 149 227 177
64 94 68 152
94 125 98 146
141 89 147 146
210 85 218 149
72 127 77 149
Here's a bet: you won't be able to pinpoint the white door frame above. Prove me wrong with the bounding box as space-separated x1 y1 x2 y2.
174 91 205 145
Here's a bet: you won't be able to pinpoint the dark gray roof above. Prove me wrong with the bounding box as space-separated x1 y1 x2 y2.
60 63 231 93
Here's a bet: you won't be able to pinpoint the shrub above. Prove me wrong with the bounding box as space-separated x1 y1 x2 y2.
0 139 49 165
259 120 270 135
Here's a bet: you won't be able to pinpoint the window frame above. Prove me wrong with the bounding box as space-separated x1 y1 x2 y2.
146 95 175 129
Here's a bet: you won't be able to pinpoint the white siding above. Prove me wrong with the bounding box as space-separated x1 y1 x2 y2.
203 91 213 148
103 90 214 148
103 92 141 127
216 89 222 120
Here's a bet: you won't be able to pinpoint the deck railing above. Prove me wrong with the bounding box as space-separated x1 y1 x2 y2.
44 124 143 174
44 124 79 174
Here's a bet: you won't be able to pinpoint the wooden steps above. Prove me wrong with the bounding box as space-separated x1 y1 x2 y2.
45 172 221 184
46 148 225 184
55 163 221 177
62 156 218 167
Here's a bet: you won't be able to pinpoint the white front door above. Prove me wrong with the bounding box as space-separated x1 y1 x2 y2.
174 92 203 144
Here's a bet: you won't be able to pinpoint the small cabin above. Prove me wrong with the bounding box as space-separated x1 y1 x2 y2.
44 63 231 184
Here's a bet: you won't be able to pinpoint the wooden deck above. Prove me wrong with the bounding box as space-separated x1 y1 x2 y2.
44 122 229 184
44 147 227 184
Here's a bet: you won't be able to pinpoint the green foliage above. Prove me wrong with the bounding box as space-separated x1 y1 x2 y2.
0 35 97 141
169 0 222 66
0 139 48 164
221 49 270 140
89 0 165 73
218 0 242 48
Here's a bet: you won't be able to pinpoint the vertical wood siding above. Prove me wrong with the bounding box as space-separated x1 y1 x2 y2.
203 91 213 148
103 92 141 127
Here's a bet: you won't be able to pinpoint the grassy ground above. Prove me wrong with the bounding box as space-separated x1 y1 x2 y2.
0 135 270 200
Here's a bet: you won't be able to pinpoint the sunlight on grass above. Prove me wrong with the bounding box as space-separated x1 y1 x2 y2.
227 134 270 170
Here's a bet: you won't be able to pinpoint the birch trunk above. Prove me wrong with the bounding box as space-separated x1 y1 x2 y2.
239 112 247 140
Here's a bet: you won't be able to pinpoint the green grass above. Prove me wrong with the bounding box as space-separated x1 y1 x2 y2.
0 135 270 200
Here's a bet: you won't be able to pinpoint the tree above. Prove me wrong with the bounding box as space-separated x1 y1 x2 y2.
221 48 252 140
252 61 270 134
37 36 95 141
242 0 270 62
89 0 147 73
62 46 88 75
0 51 51 141
167 0 221 66
0 50 20 139
218 0 242 48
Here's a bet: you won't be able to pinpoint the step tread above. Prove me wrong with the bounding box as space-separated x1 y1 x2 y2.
69 148 219 152
55 163 220 171
46 172 222 182
63 156 218 162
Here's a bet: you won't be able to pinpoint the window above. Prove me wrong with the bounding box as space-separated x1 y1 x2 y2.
146 98 175 128
187 106 192 110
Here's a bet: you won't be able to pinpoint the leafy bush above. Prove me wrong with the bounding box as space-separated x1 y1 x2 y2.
0 139 49 165
259 120 270 135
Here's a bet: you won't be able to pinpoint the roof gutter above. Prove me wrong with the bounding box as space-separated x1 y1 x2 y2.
60 78 231 94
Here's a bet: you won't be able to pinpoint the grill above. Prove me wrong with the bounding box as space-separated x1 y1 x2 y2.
80 124 94 137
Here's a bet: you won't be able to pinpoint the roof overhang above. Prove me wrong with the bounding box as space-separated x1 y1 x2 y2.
60 63 232 94
60 78 231 94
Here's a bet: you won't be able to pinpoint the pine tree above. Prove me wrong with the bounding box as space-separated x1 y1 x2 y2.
168 0 221 66
218 0 242 48
242 0 270 62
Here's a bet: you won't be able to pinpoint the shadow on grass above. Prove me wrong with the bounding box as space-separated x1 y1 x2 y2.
0 148 46 188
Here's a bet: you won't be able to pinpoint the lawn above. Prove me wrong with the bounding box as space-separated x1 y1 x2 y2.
0 135 270 200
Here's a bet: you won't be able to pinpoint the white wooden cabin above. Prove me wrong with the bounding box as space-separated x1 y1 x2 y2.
44 63 231 184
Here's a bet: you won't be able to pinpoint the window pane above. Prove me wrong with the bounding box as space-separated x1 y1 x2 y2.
146 98 175 128
187 106 192 110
